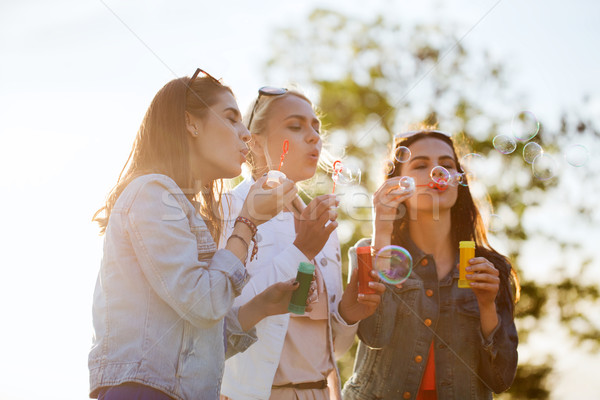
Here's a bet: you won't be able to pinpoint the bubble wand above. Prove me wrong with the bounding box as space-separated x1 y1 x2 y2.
278 140 289 171
331 160 343 193
266 140 290 188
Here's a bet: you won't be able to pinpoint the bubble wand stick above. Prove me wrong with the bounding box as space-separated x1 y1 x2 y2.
266 140 290 187
331 160 343 194
278 140 289 171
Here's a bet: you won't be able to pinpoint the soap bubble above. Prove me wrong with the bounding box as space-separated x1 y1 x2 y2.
394 146 412 163
374 245 413 285
488 214 504 233
493 134 517 154
532 154 558 181
512 111 540 141
450 171 466 187
565 144 589 167
399 176 415 193
383 160 396 175
523 142 543 164
333 162 361 185
430 166 450 184
460 153 484 183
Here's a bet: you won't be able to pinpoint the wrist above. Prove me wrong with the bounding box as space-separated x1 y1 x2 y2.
373 222 393 236
238 209 259 227
294 241 317 260
478 300 497 313
338 301 358 325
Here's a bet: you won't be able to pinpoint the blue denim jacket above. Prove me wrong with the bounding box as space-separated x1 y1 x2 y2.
342 237 518 400
89 174 256 400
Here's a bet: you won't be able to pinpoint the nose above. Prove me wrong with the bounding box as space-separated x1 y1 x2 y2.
305 127 320 144
239 125 251 144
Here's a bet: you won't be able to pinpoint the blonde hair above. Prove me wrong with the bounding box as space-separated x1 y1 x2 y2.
244 88 334 179
93 74 233 244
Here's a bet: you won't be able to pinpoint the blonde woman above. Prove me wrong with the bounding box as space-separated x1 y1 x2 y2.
220 87 385 400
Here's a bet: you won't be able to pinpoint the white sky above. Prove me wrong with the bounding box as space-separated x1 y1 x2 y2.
0 0 598 399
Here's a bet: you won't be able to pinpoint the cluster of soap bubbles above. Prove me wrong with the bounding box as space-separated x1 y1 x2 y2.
383 145 412 176
491 111 590 181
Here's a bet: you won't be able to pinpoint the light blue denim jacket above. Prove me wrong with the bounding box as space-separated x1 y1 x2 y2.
89 174 256 400
342 237 518 400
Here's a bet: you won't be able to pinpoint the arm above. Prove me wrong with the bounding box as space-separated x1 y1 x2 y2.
224 280 301 359
470 258 519 392
127 178 246 327
344 239 397 349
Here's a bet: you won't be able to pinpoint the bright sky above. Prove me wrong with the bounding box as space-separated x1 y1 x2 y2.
0 1 598 399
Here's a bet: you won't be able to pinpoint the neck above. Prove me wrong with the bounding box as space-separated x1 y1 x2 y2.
408 209 453 262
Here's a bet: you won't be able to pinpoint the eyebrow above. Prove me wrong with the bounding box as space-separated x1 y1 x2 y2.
284 115 320 126
223 107 241 117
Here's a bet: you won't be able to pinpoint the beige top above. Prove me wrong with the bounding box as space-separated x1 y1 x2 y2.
270 265 335 400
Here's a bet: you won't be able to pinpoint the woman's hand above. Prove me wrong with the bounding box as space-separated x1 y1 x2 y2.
461 257 500 338
240 175 297 226
372 177 415 235
465 257 500 307
338 268 386 325
238 279 315 331
293 194 339 260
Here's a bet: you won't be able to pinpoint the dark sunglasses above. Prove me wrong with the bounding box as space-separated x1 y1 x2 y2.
188 68 222 92
246 86 288 130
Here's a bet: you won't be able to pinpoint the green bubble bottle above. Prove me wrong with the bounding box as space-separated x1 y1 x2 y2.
288 262 315 315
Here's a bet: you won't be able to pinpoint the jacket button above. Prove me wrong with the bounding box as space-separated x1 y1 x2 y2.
426 289 434 297
420 259 428 266
415 355 423 363
255 233 262 243
403 392 411 399
320 258 328 266
424 318 432 327
336 253 340 261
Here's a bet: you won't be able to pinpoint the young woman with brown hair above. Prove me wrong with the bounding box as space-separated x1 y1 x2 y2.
88 70 299 400
342 129 519 400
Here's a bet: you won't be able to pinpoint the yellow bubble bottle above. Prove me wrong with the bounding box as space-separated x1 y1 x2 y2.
458 241 475 288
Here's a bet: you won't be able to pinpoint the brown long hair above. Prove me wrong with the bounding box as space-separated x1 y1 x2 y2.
93 74 233 243
388 129 520 304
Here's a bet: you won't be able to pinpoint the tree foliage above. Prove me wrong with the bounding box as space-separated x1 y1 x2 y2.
264 8 600 398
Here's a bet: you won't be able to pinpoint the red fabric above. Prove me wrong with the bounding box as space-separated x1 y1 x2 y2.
417 341 437 400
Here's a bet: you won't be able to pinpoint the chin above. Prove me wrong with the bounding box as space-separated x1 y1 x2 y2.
220 165 242 180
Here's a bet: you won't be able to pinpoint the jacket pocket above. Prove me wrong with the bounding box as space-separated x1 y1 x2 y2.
390 278 421 316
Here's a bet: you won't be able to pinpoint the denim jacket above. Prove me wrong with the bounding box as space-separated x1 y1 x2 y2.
89 174 257 400
342 237 518 400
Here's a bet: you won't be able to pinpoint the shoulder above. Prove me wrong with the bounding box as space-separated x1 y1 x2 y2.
118 173 191 214
126 174 182 196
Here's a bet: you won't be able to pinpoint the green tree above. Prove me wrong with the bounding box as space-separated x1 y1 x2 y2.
264 8 600 399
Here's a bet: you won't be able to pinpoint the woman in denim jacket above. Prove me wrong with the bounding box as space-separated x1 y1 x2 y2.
342 129 519 400
88 69 300 400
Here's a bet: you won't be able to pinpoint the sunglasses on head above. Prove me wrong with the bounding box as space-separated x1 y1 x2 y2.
187 68 222 92
246 86 288 130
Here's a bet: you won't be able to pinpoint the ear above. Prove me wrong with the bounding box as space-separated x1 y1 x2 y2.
184 111 201 138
